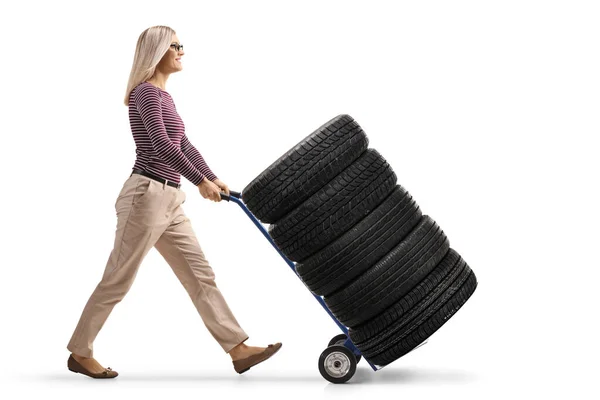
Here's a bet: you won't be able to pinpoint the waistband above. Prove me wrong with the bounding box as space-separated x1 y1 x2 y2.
131 168 181 189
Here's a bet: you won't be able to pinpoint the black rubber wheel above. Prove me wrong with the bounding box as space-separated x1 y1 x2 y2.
296 185 422 297
241 114 368 224
324 215 450 328
328 334 349 347
363 265 477 366
318 345 357 384
327 334 362 364
269 148 397 262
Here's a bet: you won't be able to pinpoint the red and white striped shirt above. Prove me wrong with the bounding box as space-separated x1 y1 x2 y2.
128 81 218 185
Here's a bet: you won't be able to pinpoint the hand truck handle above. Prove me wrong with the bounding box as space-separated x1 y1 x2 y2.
219 190 241 202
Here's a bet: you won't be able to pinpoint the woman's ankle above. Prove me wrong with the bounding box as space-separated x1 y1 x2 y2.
72 353 91 361
229 342 247 355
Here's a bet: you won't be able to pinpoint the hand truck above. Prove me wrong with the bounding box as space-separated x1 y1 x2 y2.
220 190 427 383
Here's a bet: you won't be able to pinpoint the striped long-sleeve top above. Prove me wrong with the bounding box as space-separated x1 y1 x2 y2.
128 81 218 185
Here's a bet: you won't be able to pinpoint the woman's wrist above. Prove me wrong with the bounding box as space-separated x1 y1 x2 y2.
196 176 207 187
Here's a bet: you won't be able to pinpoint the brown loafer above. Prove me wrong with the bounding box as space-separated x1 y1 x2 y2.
232 342 282 374
68 355 118 379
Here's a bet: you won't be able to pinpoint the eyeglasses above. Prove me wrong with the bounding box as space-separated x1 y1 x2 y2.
170 43 184 52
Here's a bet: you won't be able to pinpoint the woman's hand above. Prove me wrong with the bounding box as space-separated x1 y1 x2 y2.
212 178 230 196
197 178 222 202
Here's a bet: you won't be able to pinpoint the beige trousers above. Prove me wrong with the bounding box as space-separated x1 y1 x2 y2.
67 173 249 358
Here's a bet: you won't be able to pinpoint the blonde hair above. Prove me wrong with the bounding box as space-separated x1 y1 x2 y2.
123 25 175 106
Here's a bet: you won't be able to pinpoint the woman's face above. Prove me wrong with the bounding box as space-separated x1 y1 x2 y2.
156 34 184 74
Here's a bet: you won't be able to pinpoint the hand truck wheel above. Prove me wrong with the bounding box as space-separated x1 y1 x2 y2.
318 345 357 384
328 333 362 364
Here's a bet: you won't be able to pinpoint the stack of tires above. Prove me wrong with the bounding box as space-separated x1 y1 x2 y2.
242 114 477 368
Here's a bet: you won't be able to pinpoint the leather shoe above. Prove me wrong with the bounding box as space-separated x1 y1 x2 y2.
232 342 282 374
68 354 118 378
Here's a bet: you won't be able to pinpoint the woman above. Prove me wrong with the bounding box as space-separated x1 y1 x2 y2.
66 25 282 378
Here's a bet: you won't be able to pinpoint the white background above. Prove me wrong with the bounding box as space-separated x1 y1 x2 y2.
1 0 598 398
